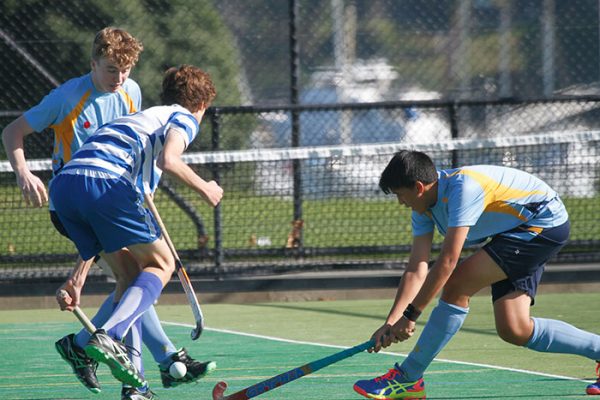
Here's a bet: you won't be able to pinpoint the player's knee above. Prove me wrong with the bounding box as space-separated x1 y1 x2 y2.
164 260 176 275
496 324 530 346
440 281 470 307
151 255 176 275
115 271 137 288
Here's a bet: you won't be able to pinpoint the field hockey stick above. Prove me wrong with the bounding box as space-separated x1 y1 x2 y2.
144 193 205 340
212 339 375 400
59 290 96 333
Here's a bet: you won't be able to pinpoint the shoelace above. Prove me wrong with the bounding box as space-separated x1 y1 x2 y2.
374 368 401 383
176 351 190 364
123 342 142 358
174 350 200 368
118 341 143 364
96 333 142 363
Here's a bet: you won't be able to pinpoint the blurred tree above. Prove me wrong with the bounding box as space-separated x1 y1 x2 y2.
0 0 244 152
43 0 242 107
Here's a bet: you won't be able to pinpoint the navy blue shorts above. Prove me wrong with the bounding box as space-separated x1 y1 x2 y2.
484 221 570 305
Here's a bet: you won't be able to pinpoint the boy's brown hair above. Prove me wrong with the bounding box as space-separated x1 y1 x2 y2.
160 65 217 112
92 27 143 68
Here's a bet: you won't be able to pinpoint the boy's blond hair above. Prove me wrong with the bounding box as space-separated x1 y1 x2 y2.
160 65 217 112
92 27 143 68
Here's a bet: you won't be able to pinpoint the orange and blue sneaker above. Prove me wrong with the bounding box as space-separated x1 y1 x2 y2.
353 363 426 399
586 362 600 395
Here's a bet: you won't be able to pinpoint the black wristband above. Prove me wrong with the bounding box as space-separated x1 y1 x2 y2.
402 303 422 322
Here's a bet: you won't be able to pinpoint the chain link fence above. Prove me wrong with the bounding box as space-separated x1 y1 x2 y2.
1 0 600 278
3 0 600 149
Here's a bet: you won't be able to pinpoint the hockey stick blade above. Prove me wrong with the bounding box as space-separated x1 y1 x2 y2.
176 259 204 340
212 381 228 400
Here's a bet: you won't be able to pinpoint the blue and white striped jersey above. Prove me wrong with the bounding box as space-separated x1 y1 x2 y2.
59 105 199 195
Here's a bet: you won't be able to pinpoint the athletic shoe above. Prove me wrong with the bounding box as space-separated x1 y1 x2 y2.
121 385 159 399
84 329 146 388
159 348 217 388
353 363 426 399
586 361 600 395
55 333 101 393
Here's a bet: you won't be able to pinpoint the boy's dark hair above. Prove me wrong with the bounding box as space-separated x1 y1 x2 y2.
379 150 438 194
160 64 216 112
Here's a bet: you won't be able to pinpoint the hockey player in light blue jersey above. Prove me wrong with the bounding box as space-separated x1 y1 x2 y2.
353 150 600 399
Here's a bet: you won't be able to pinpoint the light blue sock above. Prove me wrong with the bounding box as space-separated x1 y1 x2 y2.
400 299 469 381
125 317 144 378
103 272 163 340
142 305 178 363
526 317 600 359
74 291 116 348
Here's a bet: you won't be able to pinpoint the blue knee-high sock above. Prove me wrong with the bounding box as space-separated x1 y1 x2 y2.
141 306 178 363
526 317 600 359
125 317 144 380
102 272 163 341
400 299 469 381
74 291 116 348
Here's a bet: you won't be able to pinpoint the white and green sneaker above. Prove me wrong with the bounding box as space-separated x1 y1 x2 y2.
85 329 146 388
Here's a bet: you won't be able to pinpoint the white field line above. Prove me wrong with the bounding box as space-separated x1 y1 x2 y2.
161 321 593 384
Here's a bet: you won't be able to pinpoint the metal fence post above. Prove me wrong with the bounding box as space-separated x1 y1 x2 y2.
449 102 459 168
289 0 304 250
210 109 224 276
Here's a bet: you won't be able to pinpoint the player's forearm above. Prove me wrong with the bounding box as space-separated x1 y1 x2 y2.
162 157 222 206
164 158 208 194
386 263 428 325
409 227 466 312
67 257 95 289
411 257 456 312
2 126 29 175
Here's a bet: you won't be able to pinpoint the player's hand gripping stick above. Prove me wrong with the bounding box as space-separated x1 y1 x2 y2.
58 290 96 333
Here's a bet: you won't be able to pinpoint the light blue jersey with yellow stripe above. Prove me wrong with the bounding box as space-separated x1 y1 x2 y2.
24 73 141 175
412 165 569 244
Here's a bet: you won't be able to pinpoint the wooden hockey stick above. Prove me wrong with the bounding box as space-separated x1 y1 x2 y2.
144 193 205 340
59 290 96 333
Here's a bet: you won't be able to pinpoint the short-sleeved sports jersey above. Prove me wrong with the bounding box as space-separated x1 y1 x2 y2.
59 105 199 196
24 73 141 175
412 165 569 244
